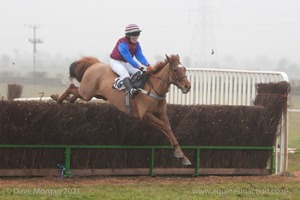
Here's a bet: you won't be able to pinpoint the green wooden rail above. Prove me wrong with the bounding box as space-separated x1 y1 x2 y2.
0 144 275 177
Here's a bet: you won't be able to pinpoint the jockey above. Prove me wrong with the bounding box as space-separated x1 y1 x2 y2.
110 24 151 95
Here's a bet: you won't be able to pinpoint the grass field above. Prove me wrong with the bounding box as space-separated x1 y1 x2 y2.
0 181 299 200
288 112 300 148
288 94 300 148
288 152 300 173
0 152 299 200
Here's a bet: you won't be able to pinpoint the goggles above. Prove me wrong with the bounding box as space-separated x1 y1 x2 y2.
129 32 140 37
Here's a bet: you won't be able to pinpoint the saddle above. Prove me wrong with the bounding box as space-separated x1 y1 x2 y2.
113 72 149 92
113 72 149 116
131 72 149 90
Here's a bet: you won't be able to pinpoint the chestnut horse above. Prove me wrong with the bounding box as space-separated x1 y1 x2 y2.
54 54 192 165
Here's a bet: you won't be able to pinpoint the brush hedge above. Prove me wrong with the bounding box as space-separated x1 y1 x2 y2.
0 82 290 169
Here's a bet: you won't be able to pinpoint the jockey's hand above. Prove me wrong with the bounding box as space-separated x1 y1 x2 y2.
139 66 147 73
146 66 153 73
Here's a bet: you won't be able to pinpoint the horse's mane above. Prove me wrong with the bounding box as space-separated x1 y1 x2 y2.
151 54 180 73
69 57 100 82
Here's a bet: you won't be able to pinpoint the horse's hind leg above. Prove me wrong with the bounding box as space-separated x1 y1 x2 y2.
57 84 82 104
69 95 78 103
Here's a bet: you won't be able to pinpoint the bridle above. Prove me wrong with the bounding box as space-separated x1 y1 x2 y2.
167 61 187 89
146 61 187 98
150 61 187 89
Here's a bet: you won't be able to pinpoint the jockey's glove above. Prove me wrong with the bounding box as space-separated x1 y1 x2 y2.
139 66 147 72
146 66 153 73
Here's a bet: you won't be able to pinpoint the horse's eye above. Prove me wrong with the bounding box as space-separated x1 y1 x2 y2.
173 69 178 72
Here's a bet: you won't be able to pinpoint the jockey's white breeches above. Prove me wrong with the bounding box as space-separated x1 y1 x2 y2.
110 59 140 80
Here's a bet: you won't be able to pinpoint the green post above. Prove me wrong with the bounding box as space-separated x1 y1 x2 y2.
270 147 275 174
150 147 155 177
64 146 71 177
195 147 200 176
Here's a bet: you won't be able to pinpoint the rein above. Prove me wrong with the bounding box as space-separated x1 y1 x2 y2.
145 78 166 99
141 61 187 100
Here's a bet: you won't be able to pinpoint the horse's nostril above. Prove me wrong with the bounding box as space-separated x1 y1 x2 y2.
182 85 190 93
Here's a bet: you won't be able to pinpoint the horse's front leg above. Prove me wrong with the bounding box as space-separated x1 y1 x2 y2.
141 112 191 165
157 112 185 158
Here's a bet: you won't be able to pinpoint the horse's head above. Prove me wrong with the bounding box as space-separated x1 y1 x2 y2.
166 54 191 94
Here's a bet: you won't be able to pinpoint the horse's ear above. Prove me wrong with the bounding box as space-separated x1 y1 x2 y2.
165 54 171 63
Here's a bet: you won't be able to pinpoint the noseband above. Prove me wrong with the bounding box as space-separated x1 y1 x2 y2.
168 62 187 89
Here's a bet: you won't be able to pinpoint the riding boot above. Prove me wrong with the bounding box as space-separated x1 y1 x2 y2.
123 77 139 95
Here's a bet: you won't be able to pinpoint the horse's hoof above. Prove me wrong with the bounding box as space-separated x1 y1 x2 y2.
50 94 59 101
174 149 184 158
65 95 71 101
69 96 76 103
51 94 66 104
182 156 192 165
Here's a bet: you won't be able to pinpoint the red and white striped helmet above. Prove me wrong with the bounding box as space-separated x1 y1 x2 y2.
125 24 142 35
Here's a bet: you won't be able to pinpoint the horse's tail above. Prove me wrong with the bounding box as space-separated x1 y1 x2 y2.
69 56 101 82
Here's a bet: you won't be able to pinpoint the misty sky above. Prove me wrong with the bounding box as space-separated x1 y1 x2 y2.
1 0 300 70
